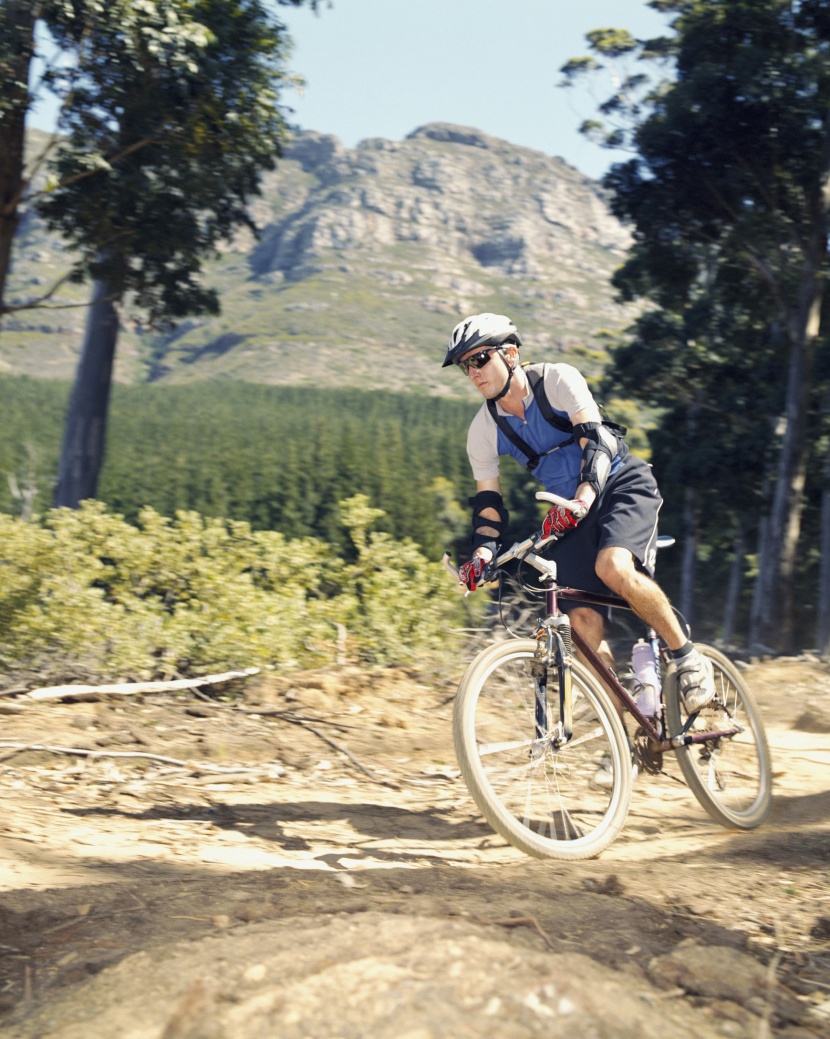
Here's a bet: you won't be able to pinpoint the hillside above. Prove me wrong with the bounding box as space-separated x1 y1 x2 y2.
3 123 637 397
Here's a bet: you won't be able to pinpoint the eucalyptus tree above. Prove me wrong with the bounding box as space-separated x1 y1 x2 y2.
0 0 60 313
0 0 321 508
564 0 830 650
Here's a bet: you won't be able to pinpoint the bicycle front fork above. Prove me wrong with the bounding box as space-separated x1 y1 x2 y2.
533 613 573 746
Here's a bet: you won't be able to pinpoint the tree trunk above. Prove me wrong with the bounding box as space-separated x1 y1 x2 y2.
721 525 745 649
677 397 700 632
749 502 770 652
54 278 119 508
818 441 830 659
753 277 820 651
0 0 38 312
679 484 697 633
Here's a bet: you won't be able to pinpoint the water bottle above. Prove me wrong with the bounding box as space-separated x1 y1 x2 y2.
631 640 660 717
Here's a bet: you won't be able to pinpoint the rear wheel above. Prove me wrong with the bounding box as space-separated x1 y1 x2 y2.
453 639 632 860
665 643 772 829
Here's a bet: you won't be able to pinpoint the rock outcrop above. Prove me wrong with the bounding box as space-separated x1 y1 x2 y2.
6 123 637 393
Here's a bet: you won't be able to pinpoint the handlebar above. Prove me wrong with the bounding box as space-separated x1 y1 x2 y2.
536 491 588 520
443 492 587 589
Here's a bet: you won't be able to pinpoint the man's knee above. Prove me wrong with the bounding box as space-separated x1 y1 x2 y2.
595 547 635 591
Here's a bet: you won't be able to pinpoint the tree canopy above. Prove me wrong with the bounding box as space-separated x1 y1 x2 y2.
0 0 323 508
565 0 830 651
39 0 312 323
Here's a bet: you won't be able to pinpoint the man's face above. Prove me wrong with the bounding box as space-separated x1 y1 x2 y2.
458 346 511 397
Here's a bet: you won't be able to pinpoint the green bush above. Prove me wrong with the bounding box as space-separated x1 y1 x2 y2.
0 497 475 681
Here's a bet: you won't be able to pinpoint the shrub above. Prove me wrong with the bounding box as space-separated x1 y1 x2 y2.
0 497 473 681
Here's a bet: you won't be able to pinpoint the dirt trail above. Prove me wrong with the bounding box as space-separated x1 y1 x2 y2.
0 655 828 1038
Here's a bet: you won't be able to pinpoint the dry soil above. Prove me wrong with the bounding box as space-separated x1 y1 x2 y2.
0 653 828 1038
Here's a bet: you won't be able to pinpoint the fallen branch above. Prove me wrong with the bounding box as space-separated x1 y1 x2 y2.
0 686 30 699
158 697 394 787
238 705 363 732
0 741 258 774
27 668 260 702
278 713 401 790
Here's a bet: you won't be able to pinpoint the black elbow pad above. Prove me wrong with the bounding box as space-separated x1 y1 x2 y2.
469 490 509 551
574 422 619 495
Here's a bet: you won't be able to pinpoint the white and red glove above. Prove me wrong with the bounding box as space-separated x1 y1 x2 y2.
541 498 589 539
458 555 496 592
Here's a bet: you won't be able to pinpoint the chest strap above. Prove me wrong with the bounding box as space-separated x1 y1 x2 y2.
486 368 575 473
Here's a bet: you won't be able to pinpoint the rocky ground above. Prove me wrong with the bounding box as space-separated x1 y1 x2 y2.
0 652 828 1038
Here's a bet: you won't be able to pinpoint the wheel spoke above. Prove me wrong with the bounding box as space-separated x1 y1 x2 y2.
665 644 772 830
454 643 632 860
478 737 534 756
559 725 606 751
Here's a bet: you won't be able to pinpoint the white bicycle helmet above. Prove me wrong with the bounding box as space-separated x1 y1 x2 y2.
442 313 522 368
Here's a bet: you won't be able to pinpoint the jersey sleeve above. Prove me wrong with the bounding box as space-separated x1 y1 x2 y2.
466 404 500 481
542 363 597 417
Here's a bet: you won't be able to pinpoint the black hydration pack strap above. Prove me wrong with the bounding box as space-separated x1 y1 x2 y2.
486 368 575 473
486 366 627 473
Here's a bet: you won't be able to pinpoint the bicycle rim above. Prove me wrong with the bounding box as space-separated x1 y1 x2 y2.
453 639 632 860
665 643 772 829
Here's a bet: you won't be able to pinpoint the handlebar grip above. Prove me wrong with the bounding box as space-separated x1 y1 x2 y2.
441 552 474 596
441 552 460 580
535 491 588 521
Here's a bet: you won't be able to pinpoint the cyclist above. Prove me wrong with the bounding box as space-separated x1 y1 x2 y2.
444 312 714 714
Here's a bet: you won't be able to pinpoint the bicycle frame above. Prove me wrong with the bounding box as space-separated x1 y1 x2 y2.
542 581 742 751
448 488 772 855
442 488 742 752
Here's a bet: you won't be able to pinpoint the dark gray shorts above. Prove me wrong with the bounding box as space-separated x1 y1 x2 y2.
546 455 662 605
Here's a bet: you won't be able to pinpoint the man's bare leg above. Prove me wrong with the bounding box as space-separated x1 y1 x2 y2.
595 546 687 649
568 606 614 668
567 608 626 787
567 605 625 723
595 546 715 711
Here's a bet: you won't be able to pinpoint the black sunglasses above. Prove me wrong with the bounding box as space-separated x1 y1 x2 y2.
457 348 499 374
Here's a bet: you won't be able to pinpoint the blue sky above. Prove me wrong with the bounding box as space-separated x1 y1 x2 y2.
277 0 671 180
26 1 672 182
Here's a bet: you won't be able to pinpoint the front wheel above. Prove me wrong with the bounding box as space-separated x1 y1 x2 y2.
453 639 632 860
665 643 772 829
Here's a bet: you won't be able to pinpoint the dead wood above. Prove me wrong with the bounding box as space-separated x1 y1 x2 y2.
26 669 260 702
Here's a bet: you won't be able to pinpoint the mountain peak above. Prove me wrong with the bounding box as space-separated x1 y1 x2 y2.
7 124 637 393
405 123 496 149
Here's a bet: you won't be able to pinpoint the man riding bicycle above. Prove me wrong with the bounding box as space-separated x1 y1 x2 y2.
444 312 715 714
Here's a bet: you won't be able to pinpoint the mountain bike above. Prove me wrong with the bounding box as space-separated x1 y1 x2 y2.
444 492 773 861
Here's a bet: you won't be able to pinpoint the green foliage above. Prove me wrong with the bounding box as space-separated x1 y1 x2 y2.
1 2 318 319
97 380 477 561
0 376 481 556
0 372 660 568
566 0 830 648
584 28 640 58
0 374 68 515
0 496 472 680
39 0 311 324
600 397 651 459
336 494 477 665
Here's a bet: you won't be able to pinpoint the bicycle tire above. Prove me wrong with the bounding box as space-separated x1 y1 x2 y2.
664 643 772 829
453 638 633 860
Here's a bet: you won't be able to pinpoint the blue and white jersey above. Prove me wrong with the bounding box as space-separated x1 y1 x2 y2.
466 362 625 499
